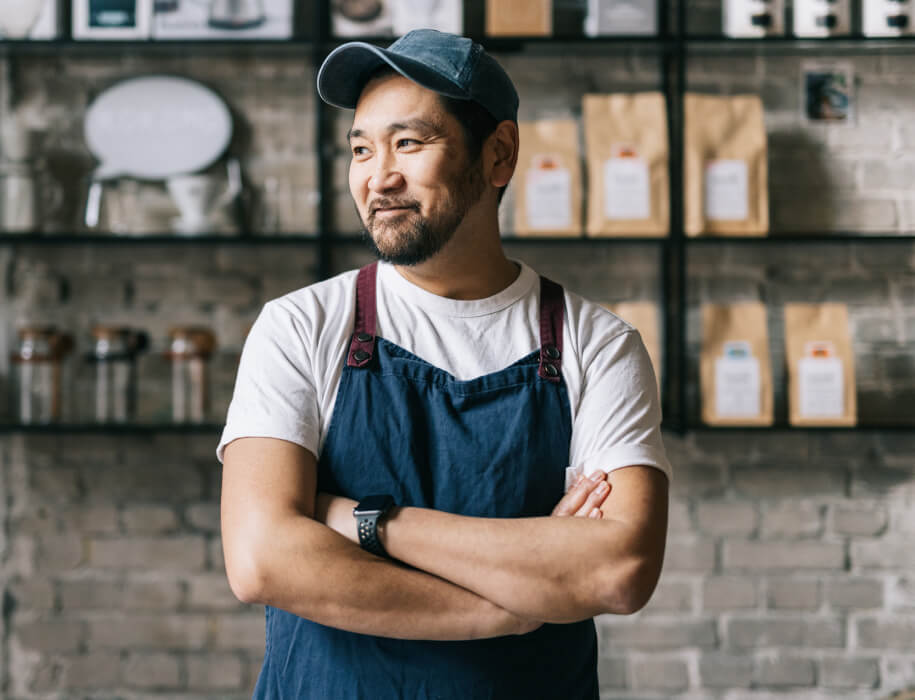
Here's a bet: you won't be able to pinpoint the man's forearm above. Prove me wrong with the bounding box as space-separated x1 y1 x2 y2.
371 468 669 623
236 512 534 641
378 508 641 623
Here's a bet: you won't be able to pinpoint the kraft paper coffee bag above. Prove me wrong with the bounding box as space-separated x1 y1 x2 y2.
700 302 773 426
604 302 662 393
785 303 857 426
583 93 669 237
684 93 769 236
514 120 582 237
486 0 551 36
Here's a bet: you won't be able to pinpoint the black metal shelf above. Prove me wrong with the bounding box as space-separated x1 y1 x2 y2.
2 419 911 435
0 38 316 57
685 233 915 244
7 33 915 57
686 423 915 432
0 35 674 57
0 233 320 244
6 232 912 246
0 422 223 434
685 34 915 53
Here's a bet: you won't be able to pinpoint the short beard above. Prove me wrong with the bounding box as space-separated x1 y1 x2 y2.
359 159 485 267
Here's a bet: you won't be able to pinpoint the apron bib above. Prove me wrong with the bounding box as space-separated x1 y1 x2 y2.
254 262 598 699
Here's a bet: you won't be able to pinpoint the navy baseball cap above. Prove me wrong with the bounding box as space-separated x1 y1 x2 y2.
317 29 519 124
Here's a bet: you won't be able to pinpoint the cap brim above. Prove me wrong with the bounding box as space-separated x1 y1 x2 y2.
317 42 470 111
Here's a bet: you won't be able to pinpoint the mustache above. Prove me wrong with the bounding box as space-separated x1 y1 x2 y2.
369 198 420 214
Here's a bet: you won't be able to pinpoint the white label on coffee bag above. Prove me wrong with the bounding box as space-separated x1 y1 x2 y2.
604 155 650 220
798 347 844 417
525 162 572 229
705 159 749 221
715 341 761 417
594 0 656 34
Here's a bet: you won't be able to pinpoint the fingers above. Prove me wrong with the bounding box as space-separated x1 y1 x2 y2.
551 471 610 517
573 476 610 517
552 472 595 516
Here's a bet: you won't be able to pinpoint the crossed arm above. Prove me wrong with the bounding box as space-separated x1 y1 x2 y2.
221 436 668 641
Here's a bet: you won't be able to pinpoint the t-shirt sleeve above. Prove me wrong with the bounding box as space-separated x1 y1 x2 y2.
216 300 320 464
568 327 672 482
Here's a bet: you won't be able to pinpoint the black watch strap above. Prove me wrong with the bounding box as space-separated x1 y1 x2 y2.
354 495 395 558
355 512 387 557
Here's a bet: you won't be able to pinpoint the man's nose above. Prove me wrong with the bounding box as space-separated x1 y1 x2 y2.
368 155 405 193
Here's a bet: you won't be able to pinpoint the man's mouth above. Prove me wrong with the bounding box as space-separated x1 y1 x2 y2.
371 204 418 219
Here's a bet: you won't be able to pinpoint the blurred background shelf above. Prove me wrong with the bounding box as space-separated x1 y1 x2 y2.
684 35 915 52
0 422 224 433
0 38 317 56
0 233 321 244
686 423 915 431
5 420 912 433
685 233 915 243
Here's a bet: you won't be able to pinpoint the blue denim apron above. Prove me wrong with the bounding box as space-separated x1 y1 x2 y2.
253 262 598 699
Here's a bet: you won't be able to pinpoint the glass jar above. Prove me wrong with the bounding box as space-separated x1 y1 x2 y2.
89 326 148 423
9 326 73 424
166 327 216 424
0 159 63 234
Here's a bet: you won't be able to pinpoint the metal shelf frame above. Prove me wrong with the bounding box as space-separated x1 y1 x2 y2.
0 234 321 244
2 0 912 434
0 423 224 434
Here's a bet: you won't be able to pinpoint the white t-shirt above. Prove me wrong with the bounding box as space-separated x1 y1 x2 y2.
217 261 672 484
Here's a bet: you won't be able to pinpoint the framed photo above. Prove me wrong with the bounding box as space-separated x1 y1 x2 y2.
801 61 854 124
152 0 292 40
0 0 61 39
331 0 393 38
73 0 152 39
30 0 63 38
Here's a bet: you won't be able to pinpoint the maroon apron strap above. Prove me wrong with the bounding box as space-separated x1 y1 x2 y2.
347 262 378 368
538 276 564 383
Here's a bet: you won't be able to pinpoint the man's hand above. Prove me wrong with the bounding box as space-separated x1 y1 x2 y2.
551 471 610 518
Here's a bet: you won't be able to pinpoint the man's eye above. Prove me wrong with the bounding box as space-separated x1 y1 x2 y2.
352 146 368 156
397 138 420 148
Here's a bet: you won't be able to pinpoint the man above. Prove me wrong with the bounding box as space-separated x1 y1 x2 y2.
219 29 670 699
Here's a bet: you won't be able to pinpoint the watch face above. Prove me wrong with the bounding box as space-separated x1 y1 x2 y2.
354 494 394 516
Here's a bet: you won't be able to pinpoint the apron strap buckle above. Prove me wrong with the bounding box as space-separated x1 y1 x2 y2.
538 276 564 383
348 262 380 368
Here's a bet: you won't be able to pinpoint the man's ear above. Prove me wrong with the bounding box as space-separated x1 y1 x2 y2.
487 120 519 189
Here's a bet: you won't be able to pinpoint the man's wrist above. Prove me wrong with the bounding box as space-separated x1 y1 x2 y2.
354 495 396 557
314 493 359 542
375 506 402 556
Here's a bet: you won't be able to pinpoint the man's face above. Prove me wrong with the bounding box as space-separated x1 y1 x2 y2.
348 73 485 266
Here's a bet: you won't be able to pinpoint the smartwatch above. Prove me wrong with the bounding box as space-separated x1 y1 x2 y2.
353 494 395 558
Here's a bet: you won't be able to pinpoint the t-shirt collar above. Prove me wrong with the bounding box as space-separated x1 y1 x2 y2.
378 260 537 318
